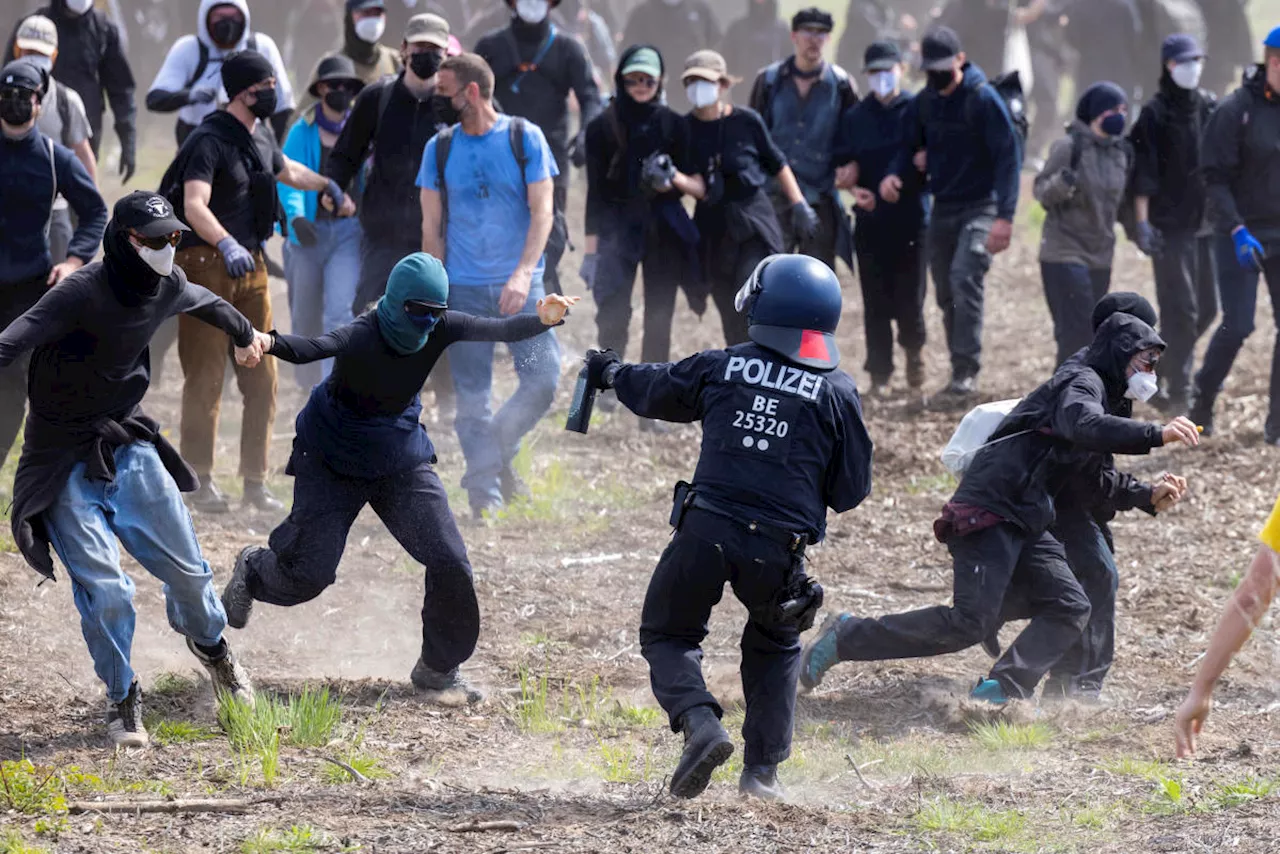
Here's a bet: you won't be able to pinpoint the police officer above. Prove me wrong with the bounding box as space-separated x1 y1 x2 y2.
748 8 857 269
579 254 873 800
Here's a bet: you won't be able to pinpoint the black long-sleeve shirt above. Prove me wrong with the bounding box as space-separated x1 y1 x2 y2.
1201 66 1280 240
269 310 551 417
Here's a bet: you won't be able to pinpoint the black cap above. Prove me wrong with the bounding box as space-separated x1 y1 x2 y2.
864 40 902 72
1162 33 1203 64
790 7 834 32
1092 291 1157 332
112 191 190 238
921 26 962 71
308 54 365 97
221 49 275 101
0 58 46 94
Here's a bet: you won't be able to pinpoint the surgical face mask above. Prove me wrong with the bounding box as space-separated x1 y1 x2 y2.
0 91 35 128
868 69 898 99
209 15 246 48
354 15 386 43
686 80 719 109
1170 59 1203 91
247 86 277 119
515 0 550 23
1124 369 1158 402
1100 112 1126 136
408 49 441 80
64 0 94 14
134 241 176 277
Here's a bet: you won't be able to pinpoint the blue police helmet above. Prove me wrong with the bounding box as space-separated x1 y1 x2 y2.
734 254 842 370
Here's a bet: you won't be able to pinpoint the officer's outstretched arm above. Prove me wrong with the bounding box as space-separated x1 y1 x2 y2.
612 352 718 424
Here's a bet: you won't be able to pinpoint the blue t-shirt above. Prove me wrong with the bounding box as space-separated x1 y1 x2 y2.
417 115 558 286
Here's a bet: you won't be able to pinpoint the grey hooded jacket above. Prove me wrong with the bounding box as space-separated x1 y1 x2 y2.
1035 120 1130 270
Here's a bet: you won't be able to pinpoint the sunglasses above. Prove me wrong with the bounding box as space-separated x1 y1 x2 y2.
404 300 446 320
623 76 657 89
131 230 183 250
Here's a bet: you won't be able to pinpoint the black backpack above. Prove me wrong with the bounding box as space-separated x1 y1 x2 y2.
918 69 1029 148
185 33 261 89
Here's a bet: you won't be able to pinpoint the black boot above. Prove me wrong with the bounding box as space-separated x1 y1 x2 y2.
669 705 733 799
187 476 230 514
243 480 284 512
739 764 784 800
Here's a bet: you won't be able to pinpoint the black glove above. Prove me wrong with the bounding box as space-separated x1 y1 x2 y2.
291 217 319 248
584 348 621 390
640 152 677 194
579 252 599 289
1058 167 1077 188
568 134 587 168
116 124 137 184
1135 221 1164 258
790 201 820 240
189 85 219 105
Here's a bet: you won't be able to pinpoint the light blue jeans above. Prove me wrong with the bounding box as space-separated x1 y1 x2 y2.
447 281 561 510
44 442 227 702
283 217 362 389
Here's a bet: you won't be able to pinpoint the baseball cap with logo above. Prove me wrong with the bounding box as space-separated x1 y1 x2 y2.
405 13 449 49
682 49 731 84
15 15 58 57
113 191 190 238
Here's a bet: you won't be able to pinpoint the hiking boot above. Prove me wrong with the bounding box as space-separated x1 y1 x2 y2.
980 629 1002 658
187 477 230 514
970 677 1009 705
638 417 671 434
739 764 785 801
799 613 849 693
221 546 263 630
669 705 733 799
905 349 925 391
107 681 149 749
410 658 484 706
187 638 255 707
243 480 284 512
500 466 531 505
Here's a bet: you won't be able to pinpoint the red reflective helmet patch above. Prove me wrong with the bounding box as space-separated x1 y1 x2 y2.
798 330 830 362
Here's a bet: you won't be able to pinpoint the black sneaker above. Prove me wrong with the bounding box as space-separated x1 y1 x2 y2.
739 764 785 801
222 546 263 629
243 481 284 512
107 681 149 749
1187 400 1214 437
187 477 230 514
410 658 484 706
980 628 1002 658
669 705 733 799
187 638 255 707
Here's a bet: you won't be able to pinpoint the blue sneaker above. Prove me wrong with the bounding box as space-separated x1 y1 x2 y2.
970 678 1009 705
799 613 850 693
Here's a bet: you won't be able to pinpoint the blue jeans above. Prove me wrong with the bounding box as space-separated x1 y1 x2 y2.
447 282 561 509
283 217 362 390
44 442 227 702
1041 262 1111 366
1194 231 1280 436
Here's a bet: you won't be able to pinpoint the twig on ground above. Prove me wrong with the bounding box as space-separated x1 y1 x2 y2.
604 643 635 662
482 843 557 854
844 753 878 789
67 799 251 815
447 820 524 833
320 755 370 783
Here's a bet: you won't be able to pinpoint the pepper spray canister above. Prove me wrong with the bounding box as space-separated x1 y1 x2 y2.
565 364 597 434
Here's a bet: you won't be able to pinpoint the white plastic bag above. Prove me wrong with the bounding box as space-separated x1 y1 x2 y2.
940 398 1022 475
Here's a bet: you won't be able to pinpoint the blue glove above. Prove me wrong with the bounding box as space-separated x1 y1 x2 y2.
323 179 347 213
579 253 599 289
790 201 820 240
217 236 257 279
1232 227 1265 271
1135 221 1164 258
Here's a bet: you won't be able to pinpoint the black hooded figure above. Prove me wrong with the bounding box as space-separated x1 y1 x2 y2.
582 44 704 431
804 311 1199 703
718 0 790 102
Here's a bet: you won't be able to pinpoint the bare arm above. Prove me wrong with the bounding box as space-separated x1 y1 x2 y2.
420 187 444 259
774 165 805 206
498 176 555 316
183 179 230 247
277 155 330 192
1135 196 1150 223
72 139 98 185
673 171 706 200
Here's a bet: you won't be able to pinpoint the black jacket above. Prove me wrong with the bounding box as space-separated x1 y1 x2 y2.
6 0 136 150
1128 72 1215 233
952 314 1166 534
326 74 452 250
475 17 602 168
1202 65 1280 240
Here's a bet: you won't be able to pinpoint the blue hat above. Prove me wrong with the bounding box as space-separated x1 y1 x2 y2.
1266 26 1280 49
1162 33 1203 64
738 254 842 370
1075 81 1127 124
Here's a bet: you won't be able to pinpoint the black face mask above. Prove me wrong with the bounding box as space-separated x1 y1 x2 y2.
431 93 461 125
248 87 277 118
323 88 354 113
0 92 34 127
926 69 957 91
408 50 441 80
209 16 246 48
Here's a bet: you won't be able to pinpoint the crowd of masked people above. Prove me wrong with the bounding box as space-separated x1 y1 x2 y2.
4 0 1280 802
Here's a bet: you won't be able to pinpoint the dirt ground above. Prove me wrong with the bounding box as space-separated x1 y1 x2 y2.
1 174 1279 854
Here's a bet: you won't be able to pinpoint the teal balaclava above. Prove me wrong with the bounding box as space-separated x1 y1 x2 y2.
376 252 450 354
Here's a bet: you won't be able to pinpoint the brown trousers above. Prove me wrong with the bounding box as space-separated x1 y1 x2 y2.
176 245 277 481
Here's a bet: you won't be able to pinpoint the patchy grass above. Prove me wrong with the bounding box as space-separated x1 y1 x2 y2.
589 737 658 784
240 825 348 853
145 717 220 746
1097 756 1172 781
513 669 566 734
969 720 1054 750
320 751 392 786
0 831 49 854
150 672 199 699
913 797 1028 844
0 761 67 817
511 670 663 735
904 471 958 496
1209 776 1276 810
218 688 343 786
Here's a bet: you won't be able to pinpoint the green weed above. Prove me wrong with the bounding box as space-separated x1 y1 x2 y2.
285 688 344 747
320 752 392 785
969 720 1054 750
0 830 49 854
146 717 219 745
150 672 197 698
590 738 655 783
0 761 67 817
1146 773 1189 815
1068 803 1117 830
913 797 1027 843
1097 756 1171 781
513 668 566 734
240 825 348 853
1209 776 1276 810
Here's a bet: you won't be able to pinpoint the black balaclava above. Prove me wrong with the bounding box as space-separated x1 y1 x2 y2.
613 44 664 125
511 0 552 47
344 7 378 66
1085 313 1165 403
102 219 166 307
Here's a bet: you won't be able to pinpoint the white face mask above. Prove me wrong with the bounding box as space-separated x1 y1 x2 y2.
869 69 899 99
354 16 387 43
1124 369 1158 402
515 0 549 23
135 241 176 277
686 80 719 109
64 0 95 14
1170 59 1203 91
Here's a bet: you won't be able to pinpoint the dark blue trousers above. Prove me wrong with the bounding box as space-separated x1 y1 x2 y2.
244 447 480 672
1041 262 1111 366
1045 510 1118 696
640 508 803 766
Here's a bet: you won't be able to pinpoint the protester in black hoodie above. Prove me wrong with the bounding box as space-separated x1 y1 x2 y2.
476 0 603 296
801 312 1202 703
0 192 263 749
1129 34 1218 415
582 45 705 432
718 0 790 103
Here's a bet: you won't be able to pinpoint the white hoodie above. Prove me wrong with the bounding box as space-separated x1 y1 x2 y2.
147 0 295 127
